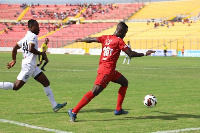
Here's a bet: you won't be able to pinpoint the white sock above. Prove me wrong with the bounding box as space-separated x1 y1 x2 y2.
127 59 131 64
0 82 13 90
44 86 57 108
123 58 126 64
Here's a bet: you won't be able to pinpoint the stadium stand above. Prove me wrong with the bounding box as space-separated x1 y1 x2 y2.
42 22 117 48
22 4 85 20
81 3 144 20
68 20 200 50
0 23 49 47
129 0 200 21
0 23 8 31
0 4 25 20
1 1 200 51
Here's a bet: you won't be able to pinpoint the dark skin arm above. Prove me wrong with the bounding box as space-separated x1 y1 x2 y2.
76 37 155 57
7 44 20 69
7 43 46 69
76 37 99 43
29 43 47 60
29 43 46 56
125 48 155 57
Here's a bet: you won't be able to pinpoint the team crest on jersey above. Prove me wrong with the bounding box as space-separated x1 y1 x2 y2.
105 39 112 45
31 37 35 42
25 75 29 79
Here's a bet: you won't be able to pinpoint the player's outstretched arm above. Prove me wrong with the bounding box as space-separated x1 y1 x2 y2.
125 49 155 57
7 44 20 69
76 37 99 43
29 43 46 58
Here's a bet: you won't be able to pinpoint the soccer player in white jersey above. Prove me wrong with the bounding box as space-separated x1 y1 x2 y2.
0 19 67 112
123 41 132 64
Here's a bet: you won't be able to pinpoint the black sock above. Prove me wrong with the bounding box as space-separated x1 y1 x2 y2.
41 62 48 69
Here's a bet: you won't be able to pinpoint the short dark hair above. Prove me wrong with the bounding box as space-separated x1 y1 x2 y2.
28 19 37 28
117 22 128 29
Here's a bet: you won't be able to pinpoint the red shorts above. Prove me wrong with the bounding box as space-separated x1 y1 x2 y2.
94 70 122 88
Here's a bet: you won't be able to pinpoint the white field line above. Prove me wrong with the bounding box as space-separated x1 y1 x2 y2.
0 119 72 133
0 69 97 73
152 127 200 133
0 66 199 73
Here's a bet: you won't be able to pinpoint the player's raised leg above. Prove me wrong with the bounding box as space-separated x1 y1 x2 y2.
0 80 26 91
35 71 67 112
0 82 14 90
68 90 95 122
0 67 32 91
68 85 103 122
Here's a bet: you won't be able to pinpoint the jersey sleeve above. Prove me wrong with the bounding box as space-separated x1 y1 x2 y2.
28 34 37 45
97 35 105 43
17 39 23 48
119 39 130 52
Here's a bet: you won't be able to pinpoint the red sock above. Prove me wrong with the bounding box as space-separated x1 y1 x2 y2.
73 91 95 114
116 86 127 111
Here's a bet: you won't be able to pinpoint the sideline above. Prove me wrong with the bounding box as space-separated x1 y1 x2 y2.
0 119 71 133
152 127 200 133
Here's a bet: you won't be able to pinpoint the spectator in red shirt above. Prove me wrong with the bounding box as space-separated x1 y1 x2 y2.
68 22 155 122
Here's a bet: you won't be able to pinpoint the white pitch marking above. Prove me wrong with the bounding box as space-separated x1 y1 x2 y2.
0 119 72 133
0 66 199 73
152 127 200 133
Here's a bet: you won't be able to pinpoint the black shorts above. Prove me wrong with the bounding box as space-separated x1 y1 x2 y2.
164 50 167 53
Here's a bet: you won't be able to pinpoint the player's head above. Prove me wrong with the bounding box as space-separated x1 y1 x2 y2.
28 19 40 35
114 22 128 39
45 38 49 44
127 41 130 44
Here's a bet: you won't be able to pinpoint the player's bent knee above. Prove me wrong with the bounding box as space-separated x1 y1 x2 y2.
92 86 103 96
43 81 50 87
93 90 101 96
122 79 128 87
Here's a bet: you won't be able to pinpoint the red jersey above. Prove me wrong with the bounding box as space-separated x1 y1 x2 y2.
97 35 130 73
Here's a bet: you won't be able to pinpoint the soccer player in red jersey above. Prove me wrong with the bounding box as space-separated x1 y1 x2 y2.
68 22 155 122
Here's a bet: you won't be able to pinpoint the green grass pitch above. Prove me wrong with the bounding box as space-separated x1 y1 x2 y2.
0 52 199 133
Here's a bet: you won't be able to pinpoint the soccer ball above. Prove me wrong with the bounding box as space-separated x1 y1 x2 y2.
143 95 157 108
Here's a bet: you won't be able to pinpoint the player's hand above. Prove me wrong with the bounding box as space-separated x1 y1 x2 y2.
76 38 82 42
146 50 156 56
7 60 16 69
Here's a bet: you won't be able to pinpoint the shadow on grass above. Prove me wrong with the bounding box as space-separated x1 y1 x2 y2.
126 111 200 120
80 108 114 113
78 111 200 122
16 108 117 115
16 110 200 122
16 112 67 115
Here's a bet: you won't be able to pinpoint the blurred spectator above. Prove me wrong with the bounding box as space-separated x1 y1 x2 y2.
182 46 184 57
4 29 8 34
